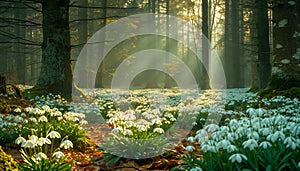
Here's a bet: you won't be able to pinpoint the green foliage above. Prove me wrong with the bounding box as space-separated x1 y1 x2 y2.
0 146 18 171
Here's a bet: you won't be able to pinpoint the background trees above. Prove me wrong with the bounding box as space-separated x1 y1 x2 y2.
0 0 298 98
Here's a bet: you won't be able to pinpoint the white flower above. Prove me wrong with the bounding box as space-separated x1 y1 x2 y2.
30 135 38 144
153 128 164 134
259 141 272 149
246 108 256 116
14 108 21 113
29 117 37 123
35 152 47 161
256 108 265 116
227 145 237 153
190 167 203 171
205 124 219 133
42 105 51 113
52 151 65 159
47 131 61 139
229 153 248 163
267 131 285 142
137 125 147 132
37 137 51 146
15 136 26 145
112 127 122 134
187 137 195 143
21 140 36 148
247 131 259 140
38 116 48 122
298 161 300 168
217 139 231 150
284 137 297 150
242 139 258 151
185 145 195 151
60 140 73 149
123 129 133 136
80 120 88 125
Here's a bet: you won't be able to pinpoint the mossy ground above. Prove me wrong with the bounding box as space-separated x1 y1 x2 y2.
258 75 300 99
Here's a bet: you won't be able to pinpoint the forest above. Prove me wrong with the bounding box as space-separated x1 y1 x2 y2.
0 0 299 170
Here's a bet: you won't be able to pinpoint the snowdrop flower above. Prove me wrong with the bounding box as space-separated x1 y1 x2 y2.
21 140 36 148
15 136 26 145
47 131 61 139
112 127 122 134
42 105 51 113
205 124 219 133
247 131 259 140
192 122 197 126
227 144 237 153
256 108 265 116
38 116 48 122
137 125 147 132
80 120 88 125
37 137 51 146
284 136 297 150
267 131 285 143
24 107 33 113
242 139 258 151
123 129 133 136
14 108 21 113
60 140 73 149
190 167 203 171
52 151 65 159
187 137 196 143
246 108 256 116
229 153 248 163
20 113 26 117
35 152 47 161
217 139 231 150
185 145 195 151
29 117 37 123
153 128 164 134
30 135 38 144
259 141 272 149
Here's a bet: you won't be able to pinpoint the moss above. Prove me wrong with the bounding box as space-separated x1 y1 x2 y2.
0 146 18 171
258 75 300 99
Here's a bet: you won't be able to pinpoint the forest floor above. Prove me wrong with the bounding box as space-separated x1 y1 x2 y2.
1 95 193 171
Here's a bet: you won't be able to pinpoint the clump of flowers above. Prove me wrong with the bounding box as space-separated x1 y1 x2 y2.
181 104 300 170
16 130 73 171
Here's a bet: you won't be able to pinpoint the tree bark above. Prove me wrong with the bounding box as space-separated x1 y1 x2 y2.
202 0 210 89
255 0 271 89
259 0 300 98
36 0 72 99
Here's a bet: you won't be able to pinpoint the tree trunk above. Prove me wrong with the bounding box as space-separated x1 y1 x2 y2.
78 0 88 88
259 0 300 98
15 3 26 85
255 0 271 89
202 0 210 89
36 0 72 98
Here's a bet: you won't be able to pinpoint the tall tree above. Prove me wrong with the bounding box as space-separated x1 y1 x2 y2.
202 0 210 89
15 2 26 85
260 0 300 98
255 0 271 89
224 0 242 88
35 0 72 98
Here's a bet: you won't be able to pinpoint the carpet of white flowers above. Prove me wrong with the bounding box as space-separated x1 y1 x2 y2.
0 88 300 170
